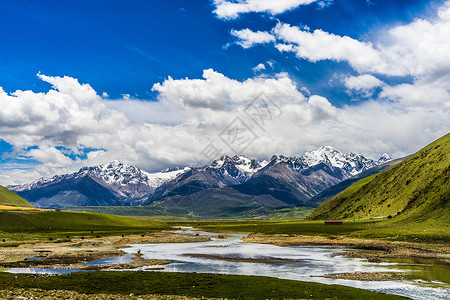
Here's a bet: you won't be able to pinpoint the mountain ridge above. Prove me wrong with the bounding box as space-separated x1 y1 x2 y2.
9 146 391 210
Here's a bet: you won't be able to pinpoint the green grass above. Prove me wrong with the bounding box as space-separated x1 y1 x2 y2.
0 186 34 208
0 271 407 299
266 207 315 219
0 210 169 241
172 219 370 235
171 218 449 243
309 133 450 228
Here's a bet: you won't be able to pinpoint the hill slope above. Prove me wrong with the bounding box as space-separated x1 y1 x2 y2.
309 133 450 226
306 157 405 207
0 185 34 208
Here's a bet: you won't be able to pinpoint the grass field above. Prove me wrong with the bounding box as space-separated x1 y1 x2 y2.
173 219 450 243
0 205 40 211
0 271 407 299
0 210 169 242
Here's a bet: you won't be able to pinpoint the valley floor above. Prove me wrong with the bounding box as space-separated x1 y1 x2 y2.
0 217 448 299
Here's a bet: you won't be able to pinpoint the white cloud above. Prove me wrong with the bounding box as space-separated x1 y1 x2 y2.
272 23 391 74
344 74 384 97
344 75 383 91
253 63 266 72
0 70 448 186
235 1 450 81
231 29 275 48
151 69 303 110
213 0 319 19
231 1 450 111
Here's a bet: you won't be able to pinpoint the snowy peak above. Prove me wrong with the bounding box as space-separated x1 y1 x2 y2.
270 146 390 176
303 146 346 168
209 155 263 174
378 153 392 164
144 167 190 188
86 161 149 186
8 161 189 204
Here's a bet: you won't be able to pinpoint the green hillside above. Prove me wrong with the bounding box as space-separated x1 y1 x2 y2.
0 185 34 208
309 133 450 226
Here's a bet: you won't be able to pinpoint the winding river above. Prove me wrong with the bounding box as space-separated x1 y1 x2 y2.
122 227 449 300
7 227 450 300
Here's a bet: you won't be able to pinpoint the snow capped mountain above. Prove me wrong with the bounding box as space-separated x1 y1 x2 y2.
378 153 392 164
270 146 390 176
9 147 392 209
208 155 266 180
9 161 189 206
144 167 191 188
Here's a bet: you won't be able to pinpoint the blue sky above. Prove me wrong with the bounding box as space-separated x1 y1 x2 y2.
0 0 449 184
0 0 435 100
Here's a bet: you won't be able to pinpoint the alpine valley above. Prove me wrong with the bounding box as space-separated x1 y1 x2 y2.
8 146 392 217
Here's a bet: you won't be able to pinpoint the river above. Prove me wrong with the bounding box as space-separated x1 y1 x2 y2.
6 227 449 299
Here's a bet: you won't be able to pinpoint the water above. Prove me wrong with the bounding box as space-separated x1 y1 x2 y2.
122 228 449 300
5 227 450 300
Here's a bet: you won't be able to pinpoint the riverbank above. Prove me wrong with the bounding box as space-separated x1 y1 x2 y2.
0 230 210 270
243 233 450 265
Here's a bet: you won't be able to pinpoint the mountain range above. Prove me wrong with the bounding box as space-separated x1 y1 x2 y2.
8 147 391 211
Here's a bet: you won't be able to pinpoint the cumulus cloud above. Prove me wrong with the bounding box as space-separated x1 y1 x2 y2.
253 63 266 72
344 75 383 91
0 69 448 185
230 29 275 48
151 69 303 110
233 0 450 80
231 1 450 110
0 74 128 148
344 74 384 97
273 23 392 74
213 0 319 19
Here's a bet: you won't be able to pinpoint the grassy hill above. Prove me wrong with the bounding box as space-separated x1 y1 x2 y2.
306 157 405 207
0 185 34 208
309 133 450 227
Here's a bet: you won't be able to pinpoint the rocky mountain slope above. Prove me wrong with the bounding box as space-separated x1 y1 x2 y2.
309 133 449 225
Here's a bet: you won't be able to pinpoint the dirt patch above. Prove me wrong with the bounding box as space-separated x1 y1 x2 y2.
312 272 406 281
186 253 301 263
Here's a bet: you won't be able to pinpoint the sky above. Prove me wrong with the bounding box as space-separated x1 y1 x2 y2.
0 0 449 185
